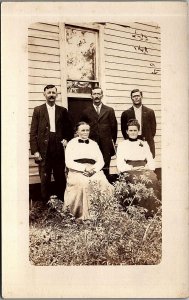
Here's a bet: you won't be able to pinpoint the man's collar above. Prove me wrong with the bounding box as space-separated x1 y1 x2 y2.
46 103 55 109
93 103 102 109
133 104 142 110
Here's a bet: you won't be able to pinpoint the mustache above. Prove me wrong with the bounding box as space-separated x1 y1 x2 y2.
49 96 55 99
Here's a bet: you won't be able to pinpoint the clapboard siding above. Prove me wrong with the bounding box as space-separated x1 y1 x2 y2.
104 34 161 51
28 37 59 48
29 22 59 33
28 60 60 70
105 48 160 64
106 92 160 99
29 68 61 78
106 68 161 80
104 40 160 57
133 22 160 34
106 23 161 43
105 61 160 75
29 76 61 86
107 96 161 104
29 21 161 184
28 22 61 183
28 92 62 101
28 29 59 41
29 45 60 56
106 77 160 88
28 52 60 63
28 84 61 93
106 56 160 69
115 111 161 122
106 87 160 97
104 22 161 169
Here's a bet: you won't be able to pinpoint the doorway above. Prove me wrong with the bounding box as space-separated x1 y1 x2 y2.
68 97 92 130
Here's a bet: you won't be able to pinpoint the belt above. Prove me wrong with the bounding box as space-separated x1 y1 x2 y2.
126 160 147 167
74 158 96 164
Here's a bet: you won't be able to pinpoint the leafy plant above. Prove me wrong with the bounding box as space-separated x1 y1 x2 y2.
29 174 161 265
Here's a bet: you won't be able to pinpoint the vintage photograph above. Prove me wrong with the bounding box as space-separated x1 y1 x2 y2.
2 1 188 298
28 21 162 266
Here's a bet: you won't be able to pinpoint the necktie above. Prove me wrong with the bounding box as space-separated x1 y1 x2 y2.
96 105 100 115
78 139 89 144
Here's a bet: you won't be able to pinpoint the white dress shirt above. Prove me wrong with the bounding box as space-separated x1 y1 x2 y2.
117 139 155 172
65 137 104 172
46 103 55 132
133 105 142 135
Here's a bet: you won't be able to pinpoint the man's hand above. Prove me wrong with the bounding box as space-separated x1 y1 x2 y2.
61 139 68 147
34 152 42 162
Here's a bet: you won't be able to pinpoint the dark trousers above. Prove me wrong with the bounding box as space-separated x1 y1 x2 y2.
39 133 66 202
102 155 111 179
98 141 111 180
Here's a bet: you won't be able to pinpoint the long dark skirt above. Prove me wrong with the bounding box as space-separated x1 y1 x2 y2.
122 170 161 217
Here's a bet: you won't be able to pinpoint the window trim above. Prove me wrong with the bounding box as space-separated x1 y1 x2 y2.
59 22 105 108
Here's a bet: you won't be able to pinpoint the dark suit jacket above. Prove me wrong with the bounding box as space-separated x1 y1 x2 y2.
80 103 117 157
30 103 73 159
121 105 156 157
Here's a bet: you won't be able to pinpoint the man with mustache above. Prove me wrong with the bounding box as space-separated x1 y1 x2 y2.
30 84 73 203
80 87 117 180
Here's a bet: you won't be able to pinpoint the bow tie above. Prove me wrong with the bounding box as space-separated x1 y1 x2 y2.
78 139 89 144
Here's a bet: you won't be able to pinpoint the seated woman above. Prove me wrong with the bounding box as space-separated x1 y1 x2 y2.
116 119 160 216
64 121 114 220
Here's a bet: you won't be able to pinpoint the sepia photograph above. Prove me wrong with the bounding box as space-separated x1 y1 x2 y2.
2 2 188 298
28 21 162 266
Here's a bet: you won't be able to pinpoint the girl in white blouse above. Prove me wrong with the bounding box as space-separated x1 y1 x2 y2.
116 119 159 217
64 122 114 220
117 119 155 173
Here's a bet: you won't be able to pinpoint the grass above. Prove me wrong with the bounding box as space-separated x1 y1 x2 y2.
29 173 162 265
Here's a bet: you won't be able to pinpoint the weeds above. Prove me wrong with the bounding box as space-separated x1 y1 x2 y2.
29 174 162 265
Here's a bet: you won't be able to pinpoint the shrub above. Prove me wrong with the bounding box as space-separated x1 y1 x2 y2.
29 174 161 265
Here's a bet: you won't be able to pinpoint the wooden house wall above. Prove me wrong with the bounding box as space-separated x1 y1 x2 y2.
28 23 61 184
28 22 161 184
104 23 161 172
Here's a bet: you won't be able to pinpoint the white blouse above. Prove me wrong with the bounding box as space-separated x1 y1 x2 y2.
117 139 155 172
65 137 104 173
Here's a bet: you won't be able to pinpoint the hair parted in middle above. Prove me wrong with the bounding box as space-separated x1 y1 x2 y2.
75 121 90 133
127 119 140 130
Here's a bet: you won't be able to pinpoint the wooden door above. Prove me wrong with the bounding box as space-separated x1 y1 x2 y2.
68 97 92 130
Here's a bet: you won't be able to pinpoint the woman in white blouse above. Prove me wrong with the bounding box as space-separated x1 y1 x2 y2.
117 119 159 216
64 121 114 220
117 119 155 174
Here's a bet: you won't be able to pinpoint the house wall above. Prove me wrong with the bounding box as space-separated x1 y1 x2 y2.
28 22 161 184
28 23 62 184
103 23 161 172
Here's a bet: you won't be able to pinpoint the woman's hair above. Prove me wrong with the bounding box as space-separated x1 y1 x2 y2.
75 121 90 133
127 119 140 130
